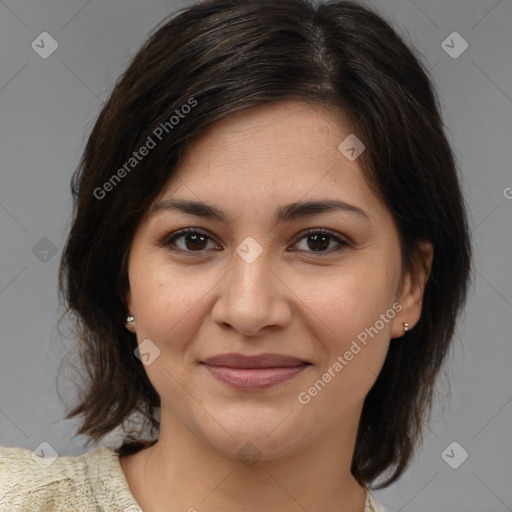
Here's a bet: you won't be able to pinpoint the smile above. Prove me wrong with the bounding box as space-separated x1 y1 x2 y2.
200 353 311 390
202 364 310 390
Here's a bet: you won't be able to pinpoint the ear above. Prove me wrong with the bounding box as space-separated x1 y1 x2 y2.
391 241 433 339
125 288 136 333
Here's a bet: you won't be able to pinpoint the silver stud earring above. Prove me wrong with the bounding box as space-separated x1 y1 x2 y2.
126 315 135 323
403 322 409 332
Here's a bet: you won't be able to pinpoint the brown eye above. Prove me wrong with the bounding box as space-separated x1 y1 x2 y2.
162 228 218 253
292 229 348 254
161 228 348 256
306 233 330 251
181 232 208 251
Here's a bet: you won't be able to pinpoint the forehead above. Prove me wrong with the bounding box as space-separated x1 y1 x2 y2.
162 101 368 195
148 101 394 232
184 101 350 166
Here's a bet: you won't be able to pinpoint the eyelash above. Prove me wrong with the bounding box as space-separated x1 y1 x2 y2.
160 227 349 257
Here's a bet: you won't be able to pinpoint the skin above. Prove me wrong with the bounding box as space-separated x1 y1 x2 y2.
121 100 433 512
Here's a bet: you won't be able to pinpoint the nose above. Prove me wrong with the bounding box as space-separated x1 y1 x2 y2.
211 242 292 337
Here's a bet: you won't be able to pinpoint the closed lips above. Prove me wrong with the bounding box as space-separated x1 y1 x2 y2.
201 353 311 368
201 354 311 390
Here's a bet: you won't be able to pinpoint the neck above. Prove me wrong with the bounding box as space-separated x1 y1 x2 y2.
121 409 367 512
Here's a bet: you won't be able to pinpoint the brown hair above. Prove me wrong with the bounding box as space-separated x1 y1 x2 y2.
58 0 472 488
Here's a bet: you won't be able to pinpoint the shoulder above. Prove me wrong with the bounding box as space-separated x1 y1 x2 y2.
0 444 141 511
0 445 98 511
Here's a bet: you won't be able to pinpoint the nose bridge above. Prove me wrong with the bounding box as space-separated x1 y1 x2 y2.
230 236 274 307
212 236 290 334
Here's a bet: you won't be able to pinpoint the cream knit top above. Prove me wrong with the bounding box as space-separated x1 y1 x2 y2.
0 445 390 511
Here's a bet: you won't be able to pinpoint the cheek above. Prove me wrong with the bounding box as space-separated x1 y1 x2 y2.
295 268 397 416
129 256 222 350
298 260 399 343
293 261 400 409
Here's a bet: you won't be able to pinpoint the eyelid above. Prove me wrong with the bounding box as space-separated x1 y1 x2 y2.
159 227 218 250
160 227 350 255
292 228 349 250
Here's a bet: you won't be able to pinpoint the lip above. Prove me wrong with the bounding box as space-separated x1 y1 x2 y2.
201 353 311 390
202 353 309 368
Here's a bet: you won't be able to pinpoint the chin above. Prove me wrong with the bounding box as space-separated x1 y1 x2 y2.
195 409 307 462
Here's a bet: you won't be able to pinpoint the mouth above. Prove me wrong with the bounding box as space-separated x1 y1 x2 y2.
200 353 311 390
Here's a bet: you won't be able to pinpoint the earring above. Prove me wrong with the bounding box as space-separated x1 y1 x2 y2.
403 322 409 332
126 315 135 323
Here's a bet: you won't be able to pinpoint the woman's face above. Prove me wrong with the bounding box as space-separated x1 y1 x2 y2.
126 101 427 460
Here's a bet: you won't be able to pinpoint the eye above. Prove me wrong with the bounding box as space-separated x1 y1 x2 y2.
161 227 348 256
161 228 220 253
291 228 349 254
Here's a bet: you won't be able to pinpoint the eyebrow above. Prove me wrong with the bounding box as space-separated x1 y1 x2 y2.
150 198 370 224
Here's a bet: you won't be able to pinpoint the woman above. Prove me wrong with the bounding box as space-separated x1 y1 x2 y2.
0 0 471 510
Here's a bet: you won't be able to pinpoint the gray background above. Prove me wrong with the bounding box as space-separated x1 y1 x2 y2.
1 0 511 511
